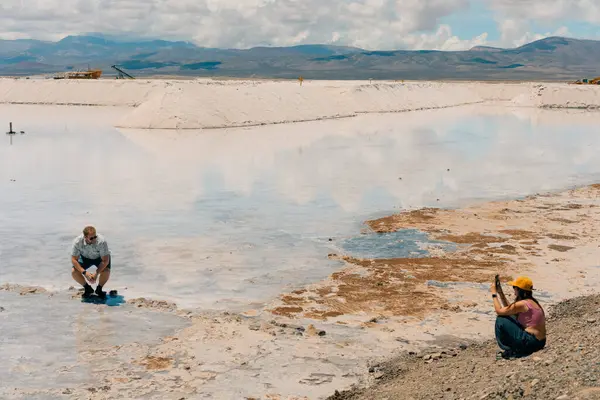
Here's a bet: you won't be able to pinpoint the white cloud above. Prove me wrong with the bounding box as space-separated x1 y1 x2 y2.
489 0 598 47
402 25 488 51
510 26 571 47
489 0 600 24
0 0 596 50
0 0 472 49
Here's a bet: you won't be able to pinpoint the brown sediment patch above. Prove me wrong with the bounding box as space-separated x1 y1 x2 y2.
304 310 345 320
498 230 541 240
20 287 47 295
139 356 172 371
469 243 518 256
440 304 462 312
342 256 510 284
280 295 306 305
470 248 517 256
548 244 575 252
520 240 539 245
270 306 304 317
590 184 600 190
487 214 512 221
546 233 578 240
499 208 525 214
127 298 177 312
564 203 584 209
520 245 540 251
313 276 443 318
436 232 507 245
367 208 440 232
270 255 514 320
549 218 579 224
0 284 48 296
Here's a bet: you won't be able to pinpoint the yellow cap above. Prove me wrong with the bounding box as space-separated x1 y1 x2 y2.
508 276 534 291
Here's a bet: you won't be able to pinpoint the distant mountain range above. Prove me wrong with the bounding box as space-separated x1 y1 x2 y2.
0 35 599 80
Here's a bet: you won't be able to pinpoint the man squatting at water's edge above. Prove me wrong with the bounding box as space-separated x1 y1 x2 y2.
71 225 111 299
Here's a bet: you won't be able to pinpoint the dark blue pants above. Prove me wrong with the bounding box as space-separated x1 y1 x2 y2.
80 256 111 271
495 316 545 356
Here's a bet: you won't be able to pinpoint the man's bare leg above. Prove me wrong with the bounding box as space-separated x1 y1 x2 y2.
72 268 87 286
98 269 110 287
72 268 93 296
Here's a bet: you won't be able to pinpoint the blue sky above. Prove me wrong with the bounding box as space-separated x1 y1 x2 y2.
442 1 600 47
440 1 501 41
0 0 599 50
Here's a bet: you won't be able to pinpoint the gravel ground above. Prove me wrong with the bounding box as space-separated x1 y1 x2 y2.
328 294 600 400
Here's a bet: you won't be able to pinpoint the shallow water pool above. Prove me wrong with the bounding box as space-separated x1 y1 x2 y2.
0 290 188 390
1 105 599 309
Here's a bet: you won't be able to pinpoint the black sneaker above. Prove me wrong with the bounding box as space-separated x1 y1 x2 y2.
83 284 94 297
95 286 106 299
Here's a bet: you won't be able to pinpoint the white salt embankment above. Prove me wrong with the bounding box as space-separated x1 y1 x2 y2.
120 81 482 129
0 78 161 106
0 78 599 129
512 83 600 109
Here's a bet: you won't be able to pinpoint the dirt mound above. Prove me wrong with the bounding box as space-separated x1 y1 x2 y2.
328 294 600 400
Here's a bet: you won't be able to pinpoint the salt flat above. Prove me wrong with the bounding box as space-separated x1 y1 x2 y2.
1 79 600 399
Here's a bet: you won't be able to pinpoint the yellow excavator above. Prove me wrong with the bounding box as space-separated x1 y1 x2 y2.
572 76 600 84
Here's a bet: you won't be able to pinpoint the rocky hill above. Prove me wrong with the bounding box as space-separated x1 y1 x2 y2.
328 294 600 400
0 36 599 80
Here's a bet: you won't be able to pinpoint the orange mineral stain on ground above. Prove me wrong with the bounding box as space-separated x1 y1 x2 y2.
270 306 304 317
138 356 173 370
267 184 600 322
268 253 512 320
